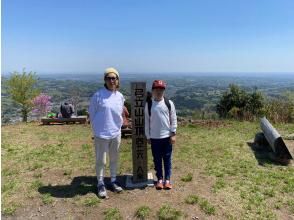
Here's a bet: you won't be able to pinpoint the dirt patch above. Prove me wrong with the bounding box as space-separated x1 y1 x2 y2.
3 170 215 219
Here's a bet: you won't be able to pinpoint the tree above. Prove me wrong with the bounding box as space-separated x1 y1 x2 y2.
244 90 264 120
7 70 39 122
32 93 52 119
216 84 264 120
216 84 247 118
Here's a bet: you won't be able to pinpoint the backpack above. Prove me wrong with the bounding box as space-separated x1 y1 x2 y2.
146 92 171 117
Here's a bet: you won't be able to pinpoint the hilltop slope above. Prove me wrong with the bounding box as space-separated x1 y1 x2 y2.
2 121 294 219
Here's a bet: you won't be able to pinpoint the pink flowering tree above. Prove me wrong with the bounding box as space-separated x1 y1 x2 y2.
32 93 52 119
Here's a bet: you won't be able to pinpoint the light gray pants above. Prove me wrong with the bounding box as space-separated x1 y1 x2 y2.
94 135 121 186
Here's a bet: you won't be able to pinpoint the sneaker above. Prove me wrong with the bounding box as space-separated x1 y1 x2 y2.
155 180 164 190
164 180 172 190
110 181 123 193
97 184 108 198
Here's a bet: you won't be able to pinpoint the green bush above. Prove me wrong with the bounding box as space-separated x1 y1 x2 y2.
217 84 264 121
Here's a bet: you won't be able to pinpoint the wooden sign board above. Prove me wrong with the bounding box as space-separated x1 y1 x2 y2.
131 82 148 183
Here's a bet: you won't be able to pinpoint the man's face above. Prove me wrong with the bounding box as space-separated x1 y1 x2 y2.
152 88 165 100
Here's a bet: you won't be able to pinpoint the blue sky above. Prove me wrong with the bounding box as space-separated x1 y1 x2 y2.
2 0 294 74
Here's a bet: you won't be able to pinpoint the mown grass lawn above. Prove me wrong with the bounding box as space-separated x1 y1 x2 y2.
177 121 294 219
1 120 294 219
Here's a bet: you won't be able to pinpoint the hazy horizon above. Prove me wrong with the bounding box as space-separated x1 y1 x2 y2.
2 71 294 78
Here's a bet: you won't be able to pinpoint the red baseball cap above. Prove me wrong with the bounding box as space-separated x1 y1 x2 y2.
152 80 166 89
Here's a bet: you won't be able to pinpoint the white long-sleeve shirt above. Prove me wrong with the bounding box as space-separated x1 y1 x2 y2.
89 87 125 139
145 98 177 139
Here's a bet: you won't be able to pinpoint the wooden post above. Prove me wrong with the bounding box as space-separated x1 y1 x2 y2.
260 117 293 160
131 82 148 183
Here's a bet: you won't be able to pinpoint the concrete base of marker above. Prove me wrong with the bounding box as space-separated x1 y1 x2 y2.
125 172 154 189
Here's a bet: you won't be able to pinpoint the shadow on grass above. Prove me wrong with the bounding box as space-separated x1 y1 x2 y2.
247 142 290 166
38 175 126 198
247 132 292 166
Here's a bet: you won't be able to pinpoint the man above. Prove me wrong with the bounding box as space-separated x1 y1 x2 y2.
60 102 74 118
145 80 177 190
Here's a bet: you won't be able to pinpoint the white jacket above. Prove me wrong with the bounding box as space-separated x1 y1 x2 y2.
145 98 177 139
89 87 125 139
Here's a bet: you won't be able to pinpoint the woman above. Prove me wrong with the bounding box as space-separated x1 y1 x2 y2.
89 67 125 198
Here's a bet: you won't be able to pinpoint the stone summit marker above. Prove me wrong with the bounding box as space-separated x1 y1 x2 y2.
126 82 153 188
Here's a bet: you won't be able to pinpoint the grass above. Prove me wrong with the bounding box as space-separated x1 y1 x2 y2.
199 198 216 215
185 194 216 215
28 162 43 171
41 193 54 205
185 195 199 204
135 205 151 219
63 169 72 176
1 120 294 218
287 199 294 213
81 143 91 150
2 180 18 194
2 203 17 215
104 208 123 220
33 172 42 178
80 196 100 207
176 121 294 218
30 179 44 190
157 204 182 220
180 173 193 182
2 167 19 176
1 123 94 216
212 178 226 193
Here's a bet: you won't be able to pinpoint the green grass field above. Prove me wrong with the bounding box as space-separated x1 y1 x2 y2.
1 121 294 219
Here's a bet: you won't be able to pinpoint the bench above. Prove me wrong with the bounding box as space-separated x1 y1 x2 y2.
121 128 132 138
41 116 87 125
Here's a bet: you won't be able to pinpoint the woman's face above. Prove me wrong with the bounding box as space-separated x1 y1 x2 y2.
105 73 118 91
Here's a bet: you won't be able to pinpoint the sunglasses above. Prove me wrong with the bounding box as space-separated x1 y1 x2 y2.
105 76 118 81
153 87 165 90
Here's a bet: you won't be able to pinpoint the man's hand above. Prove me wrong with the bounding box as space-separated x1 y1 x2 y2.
147 139 151 145
170 135 176 144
